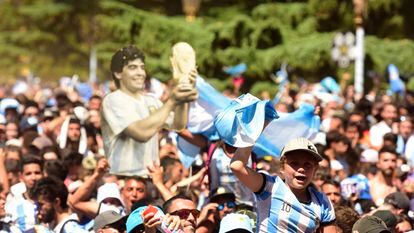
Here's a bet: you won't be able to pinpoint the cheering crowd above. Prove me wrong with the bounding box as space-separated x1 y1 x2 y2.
0 44 413 233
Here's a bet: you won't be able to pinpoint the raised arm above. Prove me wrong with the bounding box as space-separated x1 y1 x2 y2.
68 158 109 218
177 129 208 149
147 161 174 201
230 146 264 193
124 84 197 142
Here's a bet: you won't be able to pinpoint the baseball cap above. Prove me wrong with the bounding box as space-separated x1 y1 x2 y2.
280 137 323 162
97 183 123 205
352 215 391 233
372 210 397 231
209 186 236 203
219 213 253 233
384 191 410 213
93 210 126 231
126 205 163 233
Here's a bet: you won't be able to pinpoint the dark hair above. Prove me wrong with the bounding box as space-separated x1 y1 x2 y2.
44 160 68 181
322 179 341 189
160 157 180 170
5 145 22 160
163 194 193 213
40 146 61 160
383 132 397 144
20 155 43 172
160 157 181 182
63 152 83 167
345 122 363 139
110 45 145 88
30 176 69 209
5 158 21 173
326 131 349 147
23 101 39 114
334 205 359 233
378 145 398 158
89 95 102 101
125 176 147 185
69 117 81 126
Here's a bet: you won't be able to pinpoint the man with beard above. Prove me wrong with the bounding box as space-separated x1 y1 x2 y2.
31 176 88 233
163 194 199 233
369 146 398 206
370 103 398 150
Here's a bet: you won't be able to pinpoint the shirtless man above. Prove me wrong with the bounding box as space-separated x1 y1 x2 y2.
369 146 398 206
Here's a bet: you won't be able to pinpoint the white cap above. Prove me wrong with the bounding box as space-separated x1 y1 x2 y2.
280 137 323 162
219 213 253 233
330 160 344 171
97 183 123 206
361 149 379 163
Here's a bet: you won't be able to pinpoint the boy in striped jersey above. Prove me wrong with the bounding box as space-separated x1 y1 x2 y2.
230 137 336 232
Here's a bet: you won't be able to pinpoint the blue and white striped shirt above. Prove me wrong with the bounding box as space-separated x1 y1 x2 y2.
255 174 335 233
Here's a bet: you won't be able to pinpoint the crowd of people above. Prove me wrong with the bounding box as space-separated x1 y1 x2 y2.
0 44 413 233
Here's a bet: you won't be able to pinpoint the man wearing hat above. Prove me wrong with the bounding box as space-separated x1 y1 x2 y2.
352 215 391 233
374 191 411 216
197 187 237 233
94 210 126 233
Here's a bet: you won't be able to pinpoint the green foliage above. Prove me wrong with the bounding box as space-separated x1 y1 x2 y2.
249 81 277 98
0 0 413 94
408 77 414 91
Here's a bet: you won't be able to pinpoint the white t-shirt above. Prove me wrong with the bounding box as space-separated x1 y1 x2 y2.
5 183 36 232
101 90 172 176
369 121 391 148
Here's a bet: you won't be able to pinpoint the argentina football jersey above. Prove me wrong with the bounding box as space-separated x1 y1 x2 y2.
255 174 335 232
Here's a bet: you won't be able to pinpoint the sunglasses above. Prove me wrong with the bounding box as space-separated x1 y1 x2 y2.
170 209 200 219
217 201 236 211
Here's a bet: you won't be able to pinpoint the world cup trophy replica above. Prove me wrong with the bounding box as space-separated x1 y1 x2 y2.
170 42 197 131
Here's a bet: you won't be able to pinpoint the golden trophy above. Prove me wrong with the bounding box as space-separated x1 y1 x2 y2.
170 42 197 131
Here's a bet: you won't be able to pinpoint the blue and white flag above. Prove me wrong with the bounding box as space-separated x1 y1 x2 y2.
253 103 320 157
215 93 279 148
388 64 405 94
177 76 320 167
177 76 231 167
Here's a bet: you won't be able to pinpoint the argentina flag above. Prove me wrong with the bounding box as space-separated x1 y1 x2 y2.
177 76 320 167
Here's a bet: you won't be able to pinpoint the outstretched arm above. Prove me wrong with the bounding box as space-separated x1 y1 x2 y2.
124 84 198 142
178 129 208 149
230 146 264 193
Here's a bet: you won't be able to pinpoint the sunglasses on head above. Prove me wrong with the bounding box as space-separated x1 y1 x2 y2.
170 209 200 219
217 201 236 211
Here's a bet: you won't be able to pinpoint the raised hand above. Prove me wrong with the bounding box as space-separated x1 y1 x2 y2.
147 161 164 185
94 157 110 177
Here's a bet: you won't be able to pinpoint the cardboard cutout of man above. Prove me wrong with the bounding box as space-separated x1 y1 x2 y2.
101 45 198 176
